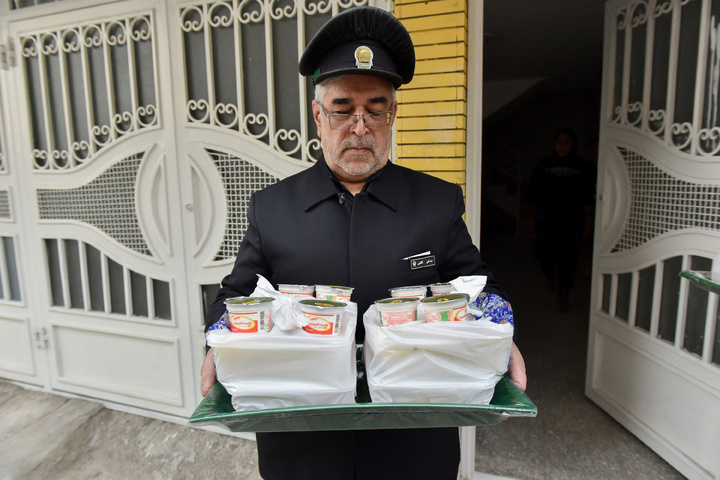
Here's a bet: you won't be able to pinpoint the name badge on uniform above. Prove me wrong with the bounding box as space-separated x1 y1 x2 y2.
410 255 435 270
403 251 435 270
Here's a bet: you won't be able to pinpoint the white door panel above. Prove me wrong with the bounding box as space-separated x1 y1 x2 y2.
0 313 36 377
0 0 383 418
50 321 185 405
589 1 720 478
0 18 48 386
3 0 198 415
591 325 720 478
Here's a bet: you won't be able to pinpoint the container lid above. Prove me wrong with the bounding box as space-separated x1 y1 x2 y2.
389 285 426 291
375 297 419 305
299 299 347 309
375 297 419 312
420 293 469 305
225 296 274 306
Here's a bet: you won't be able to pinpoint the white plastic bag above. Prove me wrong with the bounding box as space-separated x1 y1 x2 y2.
363 303 513 405
249 275 308 330
208 300 358 412
449 275 487 304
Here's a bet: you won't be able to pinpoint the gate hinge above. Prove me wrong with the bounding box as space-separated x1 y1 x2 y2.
34 327 49 349
0 38 16 70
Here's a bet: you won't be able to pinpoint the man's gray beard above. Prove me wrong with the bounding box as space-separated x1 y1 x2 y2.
335 156 376 176
326 137 378 176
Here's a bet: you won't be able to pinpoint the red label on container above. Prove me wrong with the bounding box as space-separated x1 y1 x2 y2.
228 312 259 333
302 314 337 335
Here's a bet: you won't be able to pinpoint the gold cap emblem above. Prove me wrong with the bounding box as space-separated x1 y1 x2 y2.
354 46 374 69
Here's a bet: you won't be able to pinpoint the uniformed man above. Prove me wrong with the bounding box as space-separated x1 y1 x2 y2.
201 6 527 479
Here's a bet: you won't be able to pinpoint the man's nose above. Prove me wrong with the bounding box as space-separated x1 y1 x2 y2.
351 115 368 135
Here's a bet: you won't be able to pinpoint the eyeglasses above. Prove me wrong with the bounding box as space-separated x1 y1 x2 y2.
319 104 393 131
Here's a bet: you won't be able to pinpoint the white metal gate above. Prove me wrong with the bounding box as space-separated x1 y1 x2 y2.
587 0 720 478
0 0 385 418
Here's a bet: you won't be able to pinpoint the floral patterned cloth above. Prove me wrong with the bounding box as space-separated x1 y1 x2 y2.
206 312 229 337
470 292 514 326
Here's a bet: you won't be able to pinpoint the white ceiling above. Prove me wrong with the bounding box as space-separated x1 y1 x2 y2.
483 0 608 115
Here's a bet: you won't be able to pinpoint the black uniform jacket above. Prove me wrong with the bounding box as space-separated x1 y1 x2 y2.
207 157 506 341
206 158 510 479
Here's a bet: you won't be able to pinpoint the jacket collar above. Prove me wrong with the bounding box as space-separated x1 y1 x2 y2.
302 158 343 211
302 156 399 212
365 161 399 211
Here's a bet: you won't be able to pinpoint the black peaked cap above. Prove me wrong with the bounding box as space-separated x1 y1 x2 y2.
298 6 415 88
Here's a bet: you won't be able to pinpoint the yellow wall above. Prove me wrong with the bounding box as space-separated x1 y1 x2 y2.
394 0 468 192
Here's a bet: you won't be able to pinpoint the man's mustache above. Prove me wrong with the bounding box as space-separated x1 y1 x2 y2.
340 138 375 151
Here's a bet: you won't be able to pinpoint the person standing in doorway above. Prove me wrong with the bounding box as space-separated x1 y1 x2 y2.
531 127 596 312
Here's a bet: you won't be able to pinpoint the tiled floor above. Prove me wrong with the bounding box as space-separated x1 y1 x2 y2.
0 380 262 480
473 232 686 480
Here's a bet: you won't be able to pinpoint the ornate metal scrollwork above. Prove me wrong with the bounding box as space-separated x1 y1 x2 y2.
274 129 302 155
21 13 159 171
238 0 265 24
59 28 81 53
180 0 371 164
670 122 693 150
654 0 673 17
626 102 644 126
214 103 241 129
306 138 322 162
208 1 234 27
647 109 665 135
242 113 270 139
609 0 720 157
697 127 720 155
630 1 649 27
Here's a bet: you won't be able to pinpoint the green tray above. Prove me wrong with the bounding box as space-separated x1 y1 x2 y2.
680 270 720 295
189 374 537 432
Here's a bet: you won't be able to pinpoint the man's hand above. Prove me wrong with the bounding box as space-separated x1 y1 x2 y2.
508 342 527 391
200 348 217 397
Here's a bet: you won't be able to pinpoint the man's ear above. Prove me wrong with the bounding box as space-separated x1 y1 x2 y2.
389 100 398 128
312 100 323 138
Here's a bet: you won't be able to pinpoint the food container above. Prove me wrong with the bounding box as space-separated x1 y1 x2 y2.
389 285 427 299
420 293 470 323
375 297 419 327
225 297 274 333
278 284 315 297
429 282 452 296
206 302 359 413
363 303 514 405
299 299 346 335
315 285 354 302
